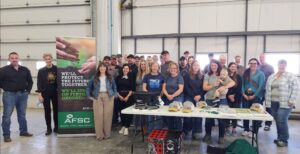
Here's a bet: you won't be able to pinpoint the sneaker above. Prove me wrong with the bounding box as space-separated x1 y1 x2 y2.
276 140 288 147
4 136 11 142
202 134 212 143
232 128 237 136
119 126 125 134
218 137 225 144
264 126 270 131
20 132 33 137
273 139 279 144
123 128 129 136
242 131 249 136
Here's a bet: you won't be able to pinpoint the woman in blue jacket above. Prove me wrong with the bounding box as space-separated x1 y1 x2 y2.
86 62 117 141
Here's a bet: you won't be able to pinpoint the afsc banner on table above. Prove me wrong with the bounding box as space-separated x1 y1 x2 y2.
56 37 96 135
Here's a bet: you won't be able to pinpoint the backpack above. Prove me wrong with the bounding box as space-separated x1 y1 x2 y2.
225 139 257 154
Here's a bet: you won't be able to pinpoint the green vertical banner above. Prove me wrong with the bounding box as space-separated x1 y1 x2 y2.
56 37 96 135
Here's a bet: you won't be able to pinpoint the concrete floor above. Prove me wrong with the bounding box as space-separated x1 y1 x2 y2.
0 108 299 154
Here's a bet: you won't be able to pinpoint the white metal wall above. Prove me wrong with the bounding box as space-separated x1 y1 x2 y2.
0 0 92 108
121 0 300 63
121 0 300 111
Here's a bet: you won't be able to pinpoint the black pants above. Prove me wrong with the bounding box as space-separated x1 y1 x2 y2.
243 97 262 133
112 98 120 124
261 95 272 126
226 101 240 128
118 97 133 128
42 92 58 130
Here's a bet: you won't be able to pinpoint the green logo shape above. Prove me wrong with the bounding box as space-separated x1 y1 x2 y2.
58 111 94 129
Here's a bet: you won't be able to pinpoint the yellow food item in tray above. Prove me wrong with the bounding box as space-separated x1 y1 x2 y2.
196 101 207 108
250 103 264 113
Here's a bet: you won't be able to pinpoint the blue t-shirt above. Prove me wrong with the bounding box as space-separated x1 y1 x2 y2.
165 75 184 96
143 73 165 92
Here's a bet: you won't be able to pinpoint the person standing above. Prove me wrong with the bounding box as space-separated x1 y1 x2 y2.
0 52 33 142
183 60 204 140
127 54 138 80
143 62 165 133
179 56 189 77
258 53 274 131
219 55 227 69
265 59 299 147
86 62 117 141
241 58 265 137
115 64 135 136
204 53 214 74
136 60 149 91
235 55 246 76
183 51 190 60
36 53 58 135
162 62 184 131
202 59 235 144
226 62 242 136
160 51 172 78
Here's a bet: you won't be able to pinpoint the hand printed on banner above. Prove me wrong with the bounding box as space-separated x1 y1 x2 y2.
56 37 80 61
78 56 96 75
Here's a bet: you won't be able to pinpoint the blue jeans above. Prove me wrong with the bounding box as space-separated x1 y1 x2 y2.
162 95 183 131
271 101 291 143
2 91 29 136
205 99 225 137
147 116 163 133
183 97 202 135
219 98 228 106
242 97 261 132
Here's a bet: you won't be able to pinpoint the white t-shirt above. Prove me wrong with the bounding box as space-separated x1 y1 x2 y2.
99 76 107 92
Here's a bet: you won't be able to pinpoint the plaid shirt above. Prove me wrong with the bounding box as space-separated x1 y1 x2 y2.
265 72 299 108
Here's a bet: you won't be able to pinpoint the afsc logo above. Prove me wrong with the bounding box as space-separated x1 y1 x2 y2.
64 114 91 124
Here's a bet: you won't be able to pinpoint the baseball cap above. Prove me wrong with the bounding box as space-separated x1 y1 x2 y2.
168 101 182 112
182 101 195 113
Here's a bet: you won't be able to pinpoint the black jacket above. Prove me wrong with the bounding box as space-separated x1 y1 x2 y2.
36 65 57 93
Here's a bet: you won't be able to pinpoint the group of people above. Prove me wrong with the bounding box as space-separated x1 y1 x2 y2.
86 50 298 147
0 52 58 142
0 50 298 148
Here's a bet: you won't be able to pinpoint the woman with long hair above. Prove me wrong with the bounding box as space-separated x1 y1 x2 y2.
136 60 150 92
203 59 235 144
86 62 117 141
241 58 265 137
115 64 135 136
142 62 165 133
183 60 204 139
226 62 242 136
